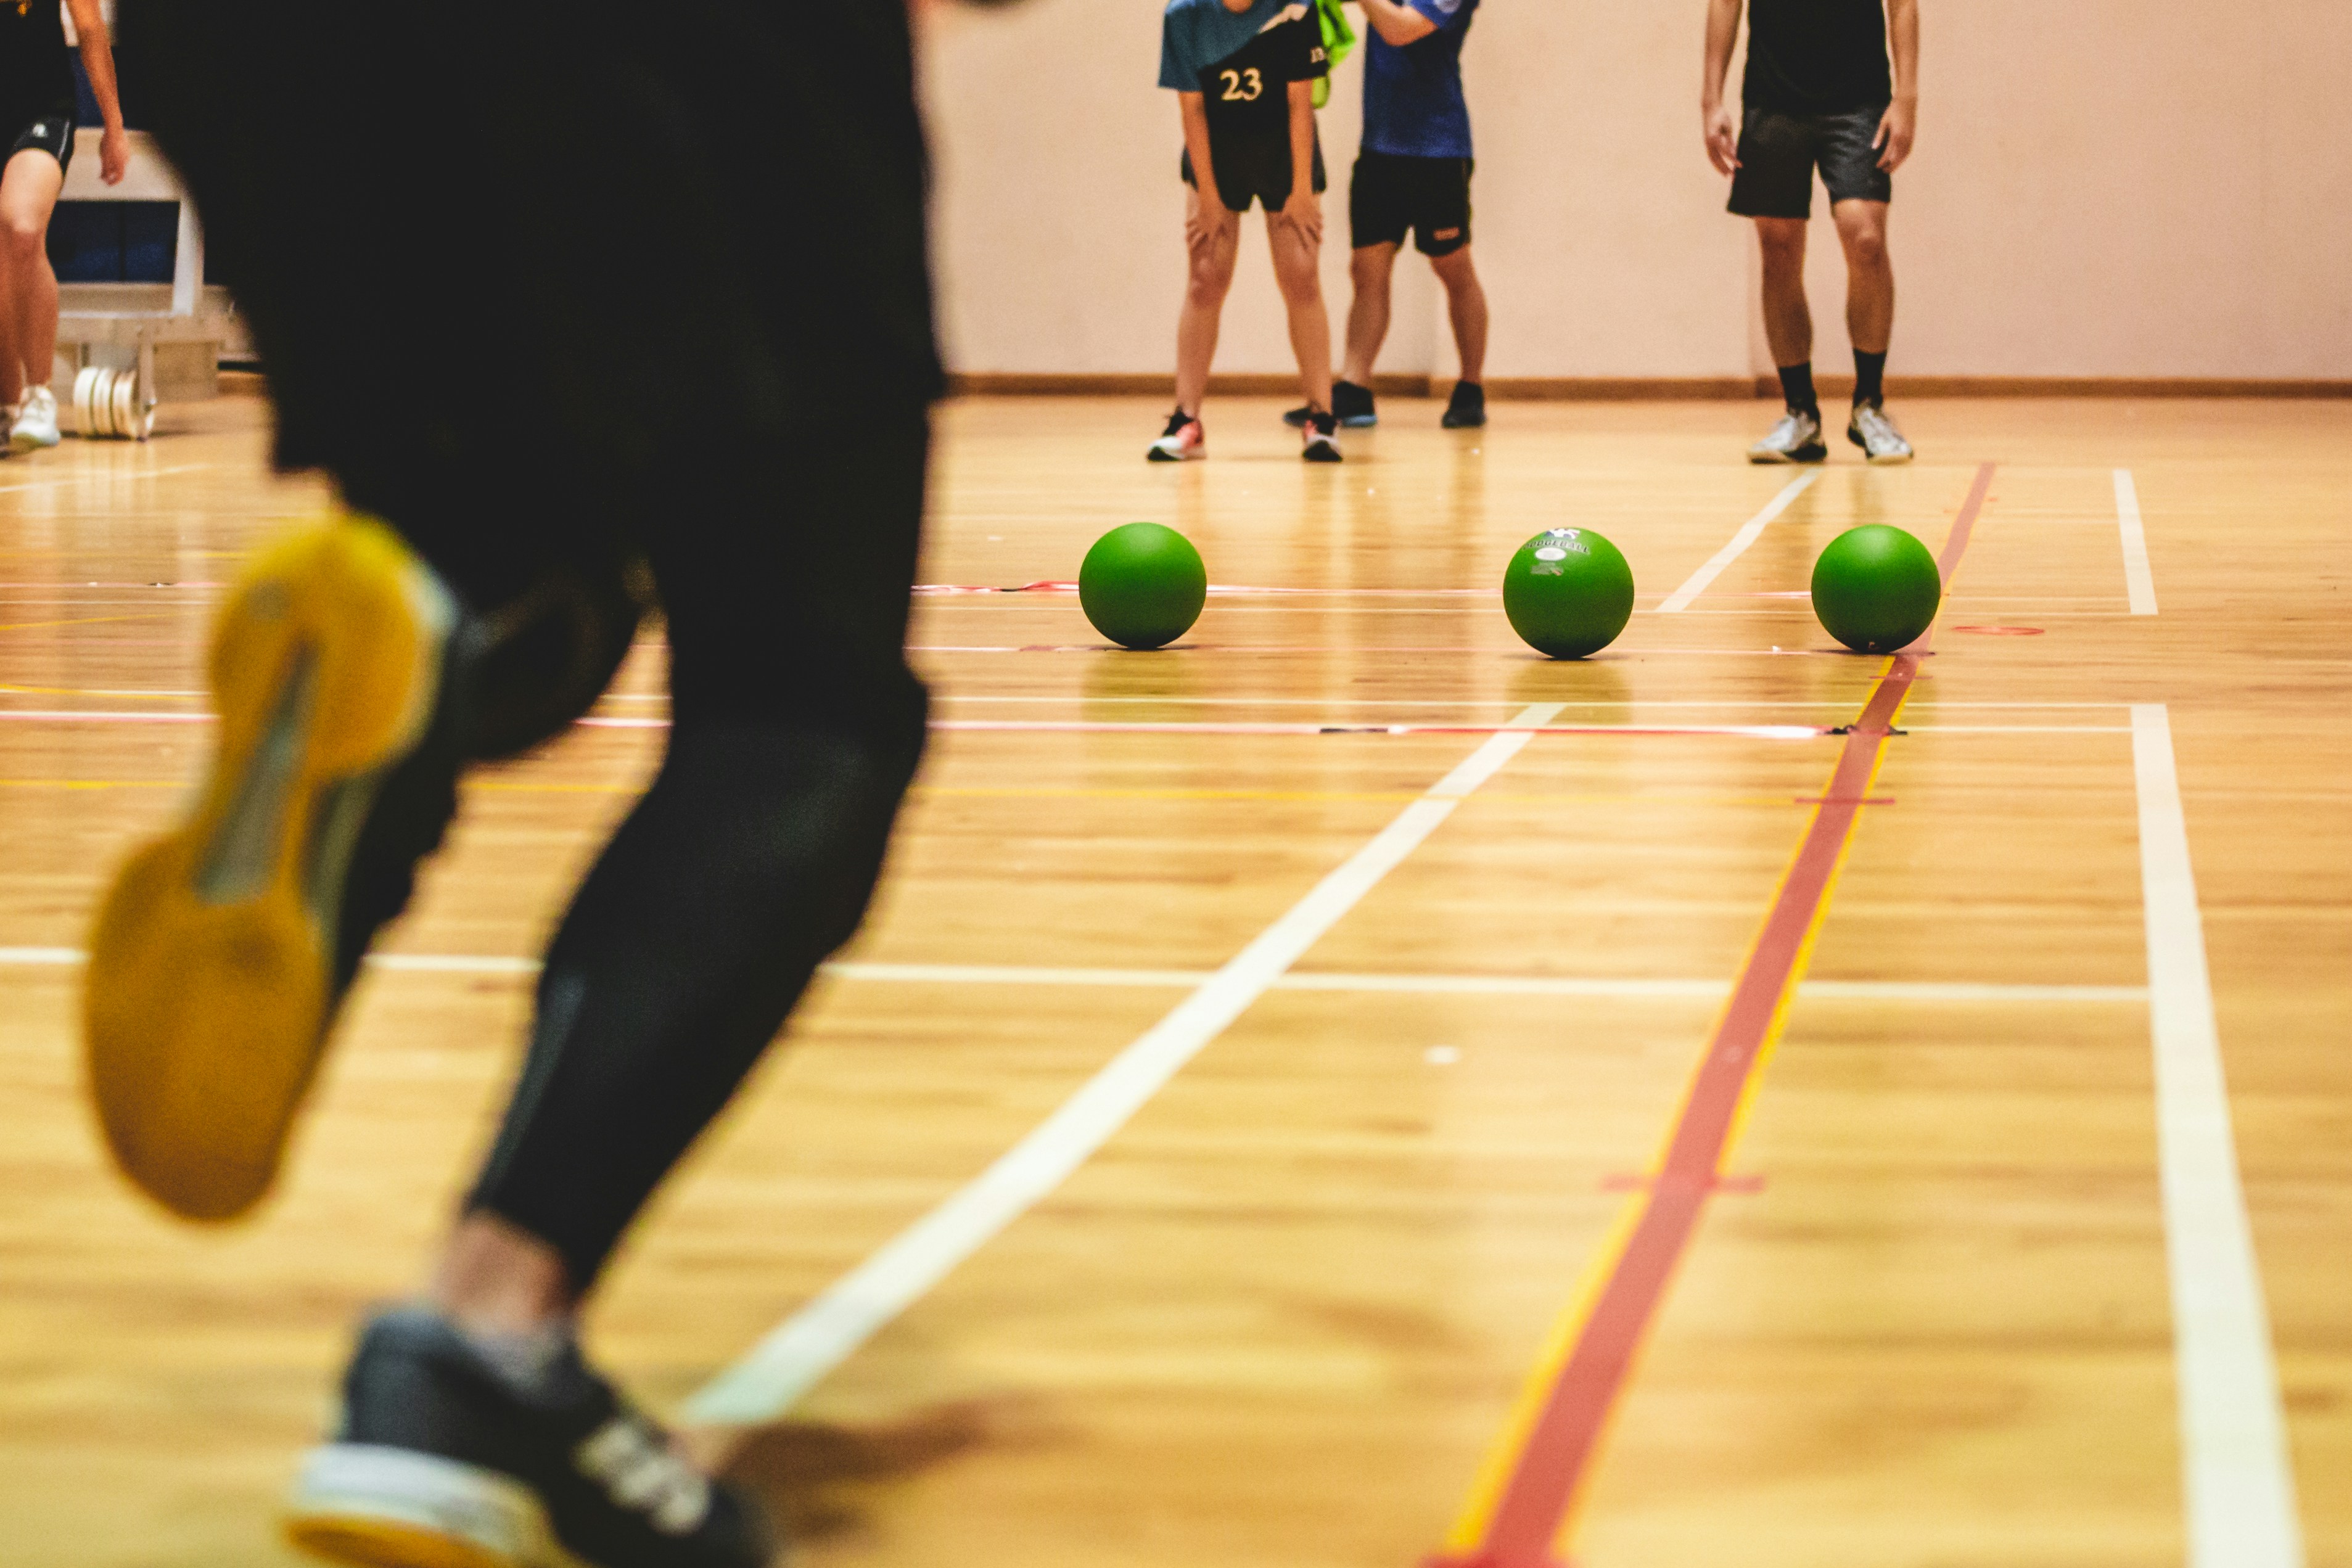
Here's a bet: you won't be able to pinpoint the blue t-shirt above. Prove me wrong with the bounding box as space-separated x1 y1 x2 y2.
1362 0 1478 160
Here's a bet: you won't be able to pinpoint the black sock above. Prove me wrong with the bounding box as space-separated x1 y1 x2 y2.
1775 363 1818 417
1852 350 1887 408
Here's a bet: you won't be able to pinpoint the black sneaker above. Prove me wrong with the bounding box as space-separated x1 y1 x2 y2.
84 517 474 1222
1146 407 1204 462
1285 379 1376 428
286 1308 775 1568
1441 380 1486 429
1302 409 1343 463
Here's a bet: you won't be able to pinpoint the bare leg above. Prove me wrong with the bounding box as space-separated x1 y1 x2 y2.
432 1212 576 1336
0 150 65 406
1339 242 1397 387
1832 199 1893 354
1753 216 1812 369
1267 208 1332 413
1430 245 1489 385
1175 184 1240 419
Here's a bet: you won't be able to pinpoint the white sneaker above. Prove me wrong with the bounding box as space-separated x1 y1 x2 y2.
11 384 60 451
1747 408 1827 464
1847 403 1914 464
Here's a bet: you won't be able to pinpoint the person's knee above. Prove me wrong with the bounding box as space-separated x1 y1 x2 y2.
1841 221 1889 271
1186 258 1235 309
0 210 45 258
1755 221 1807 268
1350 245 1395 290
1431 247 1479 293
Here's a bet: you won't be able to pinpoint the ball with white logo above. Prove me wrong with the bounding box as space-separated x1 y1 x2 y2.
1501 527 1635 659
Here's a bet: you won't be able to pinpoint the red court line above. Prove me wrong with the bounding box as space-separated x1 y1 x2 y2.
1433 660 1915 1568
1430 462 1996 1568
1937 463 1997 582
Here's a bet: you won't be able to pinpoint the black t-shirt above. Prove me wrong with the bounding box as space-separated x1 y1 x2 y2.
1741 0 1891 115
1160 0 1328 142
0 0 76 116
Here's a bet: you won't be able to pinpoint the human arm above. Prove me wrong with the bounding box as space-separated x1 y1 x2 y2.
1874 0 1917 170
1354 0 1437 48
1700 0 1741 174
64 0 127 184
1278 77 1322 244
1178 92 1233 250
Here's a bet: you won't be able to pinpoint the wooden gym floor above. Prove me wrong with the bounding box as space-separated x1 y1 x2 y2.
1 394 2346 1567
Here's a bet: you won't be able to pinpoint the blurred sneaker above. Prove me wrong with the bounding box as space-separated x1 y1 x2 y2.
1146 408 1204 462
1285 379 1375 428
1441 380 1486 429
1302 409 1343 462
286 1307 773 1568
1747 408 1827 464
84 517 468 1221
1847 403 1914 465
10 383 59 450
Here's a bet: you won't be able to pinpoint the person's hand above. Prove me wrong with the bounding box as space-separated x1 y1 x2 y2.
1703 102 1740 176
1186 194 1235 255
1873 97 1916 171
99 125 128 185
1280 186 1322 248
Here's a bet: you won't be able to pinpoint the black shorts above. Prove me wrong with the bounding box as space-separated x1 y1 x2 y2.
4 100 75 173
1181 128 1325 213
1350 150 1471 257
1727 104 1891 219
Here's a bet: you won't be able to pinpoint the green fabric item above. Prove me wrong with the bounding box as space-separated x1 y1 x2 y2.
1313 0 1355 110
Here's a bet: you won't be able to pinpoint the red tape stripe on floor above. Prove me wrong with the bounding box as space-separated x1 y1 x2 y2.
1428 463 1994 1568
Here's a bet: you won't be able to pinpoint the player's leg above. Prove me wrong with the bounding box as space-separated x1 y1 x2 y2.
1154 154 1238 461
1725 109 1826 462
1832 200 1892 365
298 415 931 1568
1418 158 1486 429
0 142 64 445
1328 242 1394 422
1821 104 1910 462
1316 150 1408 429
1750 215 1824 462
459 421 927 1301
1267 141 1338 461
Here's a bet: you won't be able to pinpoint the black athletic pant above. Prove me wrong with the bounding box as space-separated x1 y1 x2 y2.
133 0 941 1289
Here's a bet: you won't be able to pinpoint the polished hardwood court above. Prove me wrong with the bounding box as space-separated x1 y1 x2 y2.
1 394 2346 1567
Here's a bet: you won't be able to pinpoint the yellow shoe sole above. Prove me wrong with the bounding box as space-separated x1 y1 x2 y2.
285 1443 581 1568
83 515 454 1221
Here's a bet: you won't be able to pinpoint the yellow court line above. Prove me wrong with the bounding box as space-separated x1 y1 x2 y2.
0 681 204 700
0 612 179 634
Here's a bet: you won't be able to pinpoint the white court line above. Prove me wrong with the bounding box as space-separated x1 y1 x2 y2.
2 946 2150 1006
0 461 214 497
1657 472 1820 614
2132 704 2303 1568
2116 469 2159 615
678 703 1563 1424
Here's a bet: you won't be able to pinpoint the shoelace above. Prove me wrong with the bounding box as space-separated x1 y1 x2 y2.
574 1414 713 1535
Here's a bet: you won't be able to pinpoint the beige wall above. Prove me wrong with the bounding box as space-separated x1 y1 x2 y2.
918 0 2352 383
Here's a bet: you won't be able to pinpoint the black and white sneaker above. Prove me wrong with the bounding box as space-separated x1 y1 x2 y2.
1302 409 1343 462
1747 408 1828 464
285 1308 774 1568
1441 380 1486 429
1286 379 1376 428
1145 408 1204 462
1847 402 1914 464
